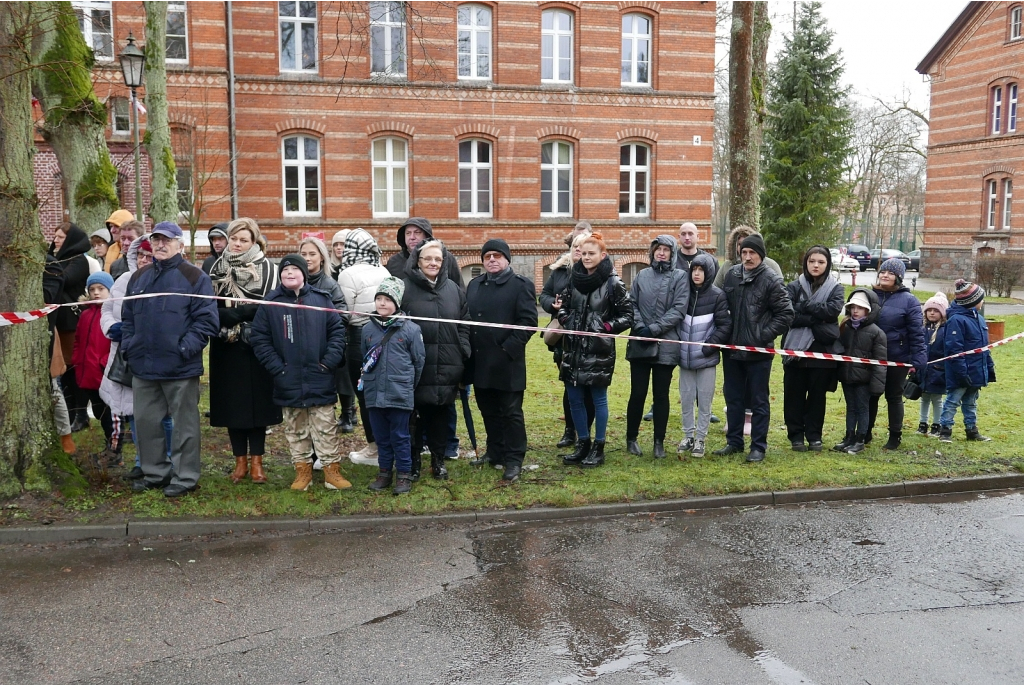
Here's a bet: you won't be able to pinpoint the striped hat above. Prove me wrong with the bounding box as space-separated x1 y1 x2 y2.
953 279 984 308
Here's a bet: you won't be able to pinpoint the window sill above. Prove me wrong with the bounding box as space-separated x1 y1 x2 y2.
459 215 494 220
283 213 323 220
279 69 321 79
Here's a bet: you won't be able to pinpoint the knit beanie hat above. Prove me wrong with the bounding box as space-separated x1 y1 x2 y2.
278 253 309 284
90 227 113 244
879 257 906 281
954 279 985 308
739 233 766 260
481 238 511 262
86 271 114 292
923 292 948 318
138 239 152 254
375 276 405 308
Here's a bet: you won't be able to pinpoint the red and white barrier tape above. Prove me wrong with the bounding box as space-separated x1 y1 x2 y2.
1 294 1015 368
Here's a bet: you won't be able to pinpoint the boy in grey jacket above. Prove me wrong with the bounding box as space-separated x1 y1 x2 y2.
361 277 425 494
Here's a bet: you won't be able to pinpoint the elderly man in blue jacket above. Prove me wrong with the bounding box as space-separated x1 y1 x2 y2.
121 222 219 497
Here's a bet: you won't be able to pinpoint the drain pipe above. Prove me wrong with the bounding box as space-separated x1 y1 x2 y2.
225 1 239 219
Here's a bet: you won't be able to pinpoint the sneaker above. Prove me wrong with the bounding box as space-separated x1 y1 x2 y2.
312 457 323 471
444 447 460 460
691 439 705 458
348 443 378 466
677 437 695 453
916 422 929 435
939 426 953 443
393 473 412 495
965 427 992 442
928 423 941 438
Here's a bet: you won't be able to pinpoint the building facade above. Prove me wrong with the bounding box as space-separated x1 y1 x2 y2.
917 1 1024 278
39 1 715 287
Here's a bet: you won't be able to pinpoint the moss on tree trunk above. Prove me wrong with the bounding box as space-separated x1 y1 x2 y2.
144 1 178 223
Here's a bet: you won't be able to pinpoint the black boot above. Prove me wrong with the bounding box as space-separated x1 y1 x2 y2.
939 425 953 443
430 453 449 480
556 426 576 449
882 431 901 450
653 439 666 459
349 404 360 428
626 439 642 456
581 440 605 467
832 431 854 452
563 438 591 465
846 434 866 454
929 423 941 437
410 451 421 481
368 470 393 491
916 422 928 435
966 427 992 442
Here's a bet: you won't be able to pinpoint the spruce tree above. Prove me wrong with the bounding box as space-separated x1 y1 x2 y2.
760 1 853 278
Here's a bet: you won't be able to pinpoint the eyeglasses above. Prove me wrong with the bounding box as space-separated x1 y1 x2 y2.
419 256 443 264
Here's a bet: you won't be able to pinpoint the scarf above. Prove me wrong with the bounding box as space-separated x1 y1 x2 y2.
849 316 864 329
570 256 613 295
784 273 838 354
210 244 268 299
652 259 673 274
339 229 383 271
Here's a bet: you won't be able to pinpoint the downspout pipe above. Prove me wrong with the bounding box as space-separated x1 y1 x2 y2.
226 1 239 219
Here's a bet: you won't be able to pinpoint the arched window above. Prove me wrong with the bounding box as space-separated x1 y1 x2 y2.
458 139 492 217
372 137 409 218
282 135 321 215
541 9 573 84
619 143 650 216
541 140 572 217
990 81 1018 134
621 14 652 86
457 4 491 80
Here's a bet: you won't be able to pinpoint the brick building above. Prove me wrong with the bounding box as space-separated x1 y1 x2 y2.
40 1 715 287
916 1 1024 278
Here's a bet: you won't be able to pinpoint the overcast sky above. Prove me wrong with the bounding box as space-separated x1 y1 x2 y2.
718 1 969 113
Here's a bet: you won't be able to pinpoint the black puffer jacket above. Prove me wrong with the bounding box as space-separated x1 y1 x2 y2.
782 248 845 369
837 288 887 395
557 257 634 387
49 224 91 332
401 244 471 406
721 261 794 361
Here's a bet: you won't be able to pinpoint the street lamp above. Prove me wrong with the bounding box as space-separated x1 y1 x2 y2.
118 32 146 220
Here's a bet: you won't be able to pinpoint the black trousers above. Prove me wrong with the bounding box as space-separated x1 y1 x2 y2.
868 366 909 437
782 364 834 443
347 325 374 443
723 356 773 453
562 384 594 435
228 426 266 456
626 362 676 441
410 403 452 459
475 388 527 468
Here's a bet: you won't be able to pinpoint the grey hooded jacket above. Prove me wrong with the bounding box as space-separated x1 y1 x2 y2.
629 235 689 366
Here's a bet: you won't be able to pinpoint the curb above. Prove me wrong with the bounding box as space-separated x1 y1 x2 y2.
2 473 1022 545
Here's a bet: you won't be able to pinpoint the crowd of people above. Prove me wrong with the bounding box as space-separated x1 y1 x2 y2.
41 212 998 498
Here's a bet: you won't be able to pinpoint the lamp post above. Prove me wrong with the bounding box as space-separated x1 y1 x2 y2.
118 32 146 219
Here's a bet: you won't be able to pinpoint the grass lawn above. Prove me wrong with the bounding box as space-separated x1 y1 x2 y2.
11 312 1024 526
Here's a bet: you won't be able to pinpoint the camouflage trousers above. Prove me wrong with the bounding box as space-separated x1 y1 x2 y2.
282 405 341 465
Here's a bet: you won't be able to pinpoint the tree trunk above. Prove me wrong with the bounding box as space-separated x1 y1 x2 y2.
728 1 769 231
0 4 58 497
32 1 118 230
143 1 178 223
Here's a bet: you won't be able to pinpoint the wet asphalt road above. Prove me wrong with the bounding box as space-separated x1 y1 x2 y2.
3 492 1024 684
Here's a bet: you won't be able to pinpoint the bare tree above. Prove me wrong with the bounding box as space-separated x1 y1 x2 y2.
728 1 769 231
143 1 177 222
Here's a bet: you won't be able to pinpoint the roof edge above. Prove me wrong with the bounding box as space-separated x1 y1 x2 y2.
915 2 984 75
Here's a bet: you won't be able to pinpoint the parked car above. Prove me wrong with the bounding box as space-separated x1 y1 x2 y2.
868 248 912 271
906 249 921 271
840 243 872 271
830 248 860 272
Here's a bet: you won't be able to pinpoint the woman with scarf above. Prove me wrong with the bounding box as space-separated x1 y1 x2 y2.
336 228 391 464
555 233 634 468
624 235 688 459
48 222 93 432
208 218 282 484
781 246 845 452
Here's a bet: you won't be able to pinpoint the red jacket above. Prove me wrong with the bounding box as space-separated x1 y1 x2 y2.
72 304 111 390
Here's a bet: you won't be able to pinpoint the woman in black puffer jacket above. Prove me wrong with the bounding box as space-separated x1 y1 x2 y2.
48 222 92 431
556 233 634 468
402 240 470 480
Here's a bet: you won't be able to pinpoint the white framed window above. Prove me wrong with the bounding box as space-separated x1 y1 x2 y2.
1010 83 1018 133
72 1 113 61
619 144 650 216
372 137 408 217
541 9 573 84
540 141 572 216
282 135 321 215
370 1 406 77
457 4 491 80
458 139 492 217
110 97 130 135
166 1 188 63
1004 179 1013 230
987 179 998 230
1012 6 1022 40
993 86 1003 134
621 14 651 86
176 165 193 214
280 1 317 72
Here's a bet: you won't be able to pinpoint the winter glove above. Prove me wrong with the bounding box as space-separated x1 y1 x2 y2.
631 324 651 338
907 370 919 384
107 322 123 342
602 322 613 333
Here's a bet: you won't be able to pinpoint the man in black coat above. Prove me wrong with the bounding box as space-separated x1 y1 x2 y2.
714 233 794 464
201 223 229 275
466 239 538 482
385 217 463 287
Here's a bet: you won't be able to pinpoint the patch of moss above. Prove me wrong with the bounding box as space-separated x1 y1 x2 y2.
39 2 106 129
75 154 119 208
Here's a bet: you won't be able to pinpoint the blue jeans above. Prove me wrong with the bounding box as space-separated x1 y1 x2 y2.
568 385 609 442
127 415 174 468
940 386 980 429
369 408 413 473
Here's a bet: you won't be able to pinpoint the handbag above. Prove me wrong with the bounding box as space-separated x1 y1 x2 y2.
106 345 134 387
542 319 564 347
902 376 923 401
625 337 658 361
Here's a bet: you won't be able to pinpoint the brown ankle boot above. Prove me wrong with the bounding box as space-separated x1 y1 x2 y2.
291 462 313 491
323 462 352 490
230 456 249 484
60 434 76 454
250 455 267 484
